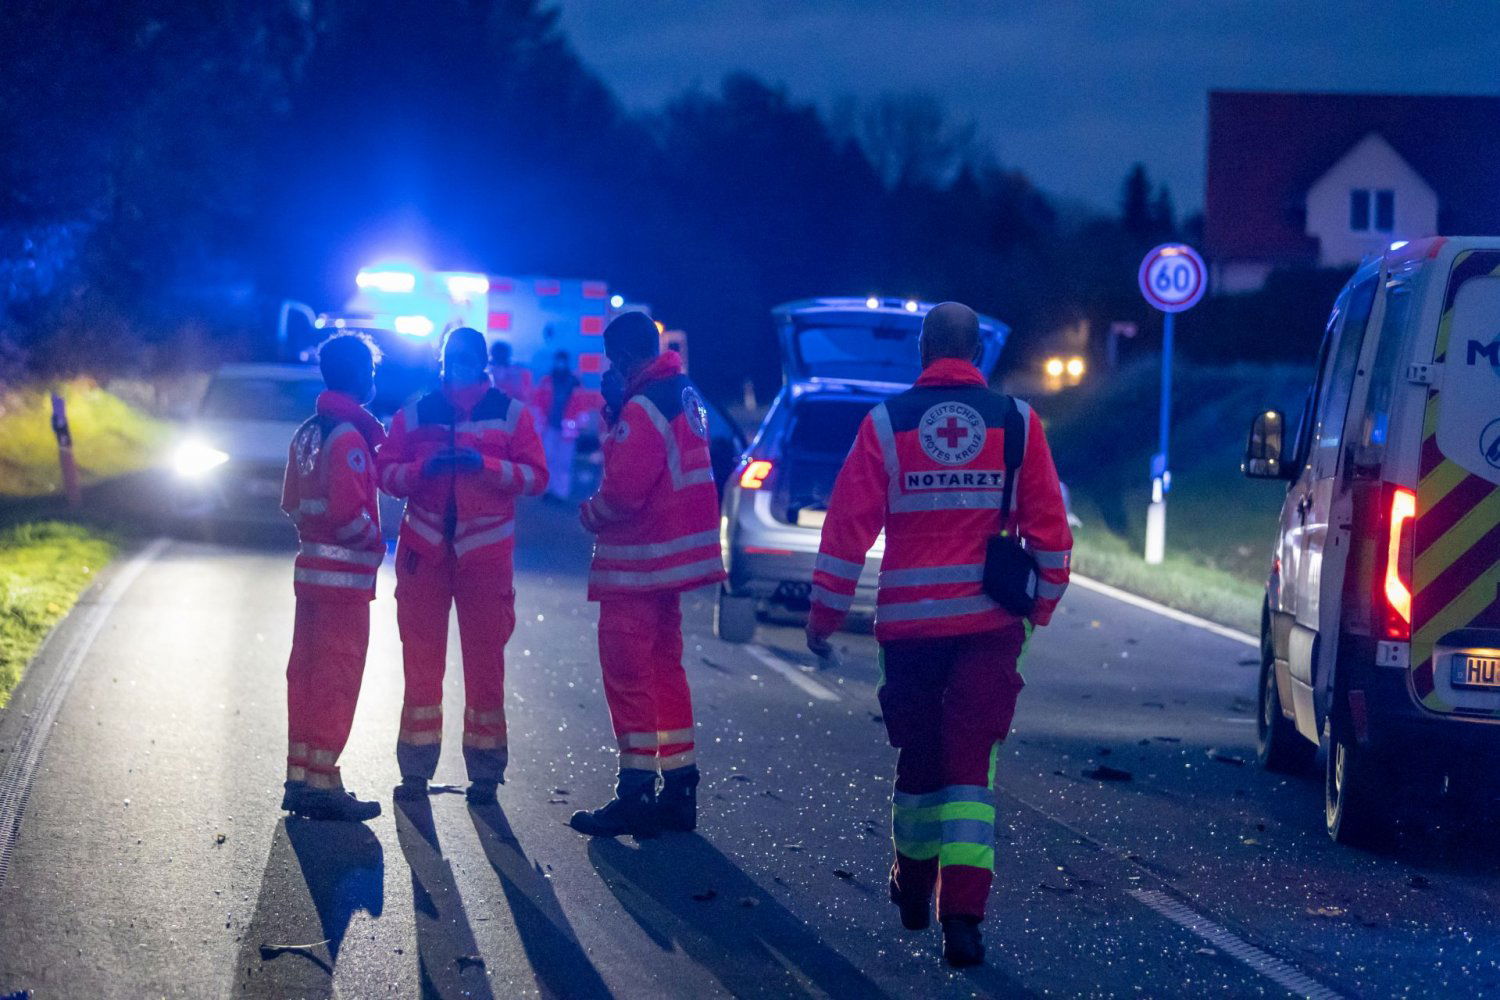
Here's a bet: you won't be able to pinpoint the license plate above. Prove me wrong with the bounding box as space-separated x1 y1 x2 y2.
1451 654 1500 689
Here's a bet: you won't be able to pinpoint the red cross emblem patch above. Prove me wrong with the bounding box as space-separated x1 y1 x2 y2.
917 402 985 466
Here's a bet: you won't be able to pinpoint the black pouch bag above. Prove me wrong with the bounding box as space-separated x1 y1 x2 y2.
983 396 1039 616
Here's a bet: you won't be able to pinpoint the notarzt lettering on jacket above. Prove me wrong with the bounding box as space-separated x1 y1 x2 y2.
902 469 1007 490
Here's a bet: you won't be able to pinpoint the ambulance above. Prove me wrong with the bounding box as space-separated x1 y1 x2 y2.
1243 237 1500 845
314 262 618 412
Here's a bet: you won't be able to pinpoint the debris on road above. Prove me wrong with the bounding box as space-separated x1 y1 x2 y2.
259 939 330 961
833 869 855 880
1306 905 1346 919
456 955 486 972
692 888 718 902
1083 765 1133 782
1208 749 1247 766
214 832 227 845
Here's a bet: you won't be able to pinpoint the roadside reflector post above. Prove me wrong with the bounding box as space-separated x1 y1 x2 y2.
1137 244 1205 565
50 392 82 508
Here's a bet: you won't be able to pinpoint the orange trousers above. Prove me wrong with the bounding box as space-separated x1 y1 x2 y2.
394 542 515 782
285 597 370 789
597 592 695 773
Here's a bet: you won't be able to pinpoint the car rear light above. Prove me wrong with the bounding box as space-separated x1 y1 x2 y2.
739 460 773 490
1382 485 1416 640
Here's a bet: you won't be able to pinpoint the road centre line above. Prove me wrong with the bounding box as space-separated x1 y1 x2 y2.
0 537 169 891
1070 574 1259 649
1130 888 1344 1000
746 645 840 702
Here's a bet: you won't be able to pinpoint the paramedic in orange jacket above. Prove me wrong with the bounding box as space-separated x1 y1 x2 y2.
279 333 387 822
569 313 726 838
378 327 548 805
806 302 1072 968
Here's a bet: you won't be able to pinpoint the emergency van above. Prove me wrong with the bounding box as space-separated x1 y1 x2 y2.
315 263 617 411
1243 237 1500 845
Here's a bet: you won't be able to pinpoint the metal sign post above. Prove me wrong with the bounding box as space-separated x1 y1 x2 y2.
1137 243 1205 564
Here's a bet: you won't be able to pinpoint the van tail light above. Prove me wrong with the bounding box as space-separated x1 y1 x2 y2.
739 460 774 490
1382 485 1416 640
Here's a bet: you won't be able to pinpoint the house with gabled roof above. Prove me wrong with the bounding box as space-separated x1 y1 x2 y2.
1204 90 1500 293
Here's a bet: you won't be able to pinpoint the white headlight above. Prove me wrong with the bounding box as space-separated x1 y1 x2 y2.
174 440 229 478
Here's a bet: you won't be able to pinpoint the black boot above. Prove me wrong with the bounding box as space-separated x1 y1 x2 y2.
569 769 658 838
280 780 307 812
890 878 931 931
286 785 382 823
657 766 699 833
466 780 499 805
394 776 428 801
941 916 984 967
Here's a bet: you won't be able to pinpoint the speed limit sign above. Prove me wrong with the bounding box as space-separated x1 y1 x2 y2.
1138 243 1206 313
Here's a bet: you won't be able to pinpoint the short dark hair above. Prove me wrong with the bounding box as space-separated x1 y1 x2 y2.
442 326 487 365
919 302 980 365
317 333 378 393
489 339 512 366
603 311 659 363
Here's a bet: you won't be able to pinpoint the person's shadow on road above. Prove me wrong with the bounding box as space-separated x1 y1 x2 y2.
233 817 384 998
394 793 496 999
587 834 890 999
467 801 614 999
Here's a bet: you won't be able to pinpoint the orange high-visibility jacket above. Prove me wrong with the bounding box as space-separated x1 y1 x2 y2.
582 352 727 600
377 380 548 564
281 391 387 601
809 359 1072 642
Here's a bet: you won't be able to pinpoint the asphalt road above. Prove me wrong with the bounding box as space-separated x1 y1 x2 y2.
2 500 1499 998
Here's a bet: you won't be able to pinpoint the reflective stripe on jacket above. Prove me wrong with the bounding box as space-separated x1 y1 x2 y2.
281 405 384 601
376 381 548 565
809 358 1072 641
583 352 727 599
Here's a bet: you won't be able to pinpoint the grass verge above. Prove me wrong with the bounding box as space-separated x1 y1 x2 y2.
0 379 168 497
1069 526 1262 635
1023 359 1313 635
0 522 117 708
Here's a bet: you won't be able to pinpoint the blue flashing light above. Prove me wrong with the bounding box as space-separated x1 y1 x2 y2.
445 274 490 299
356 268 417 294
393 315 435 337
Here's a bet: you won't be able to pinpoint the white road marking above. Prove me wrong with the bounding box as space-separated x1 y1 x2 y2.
1071 574 1258 649
746 645 840 702
0 537 169 889
1130 888 1343 999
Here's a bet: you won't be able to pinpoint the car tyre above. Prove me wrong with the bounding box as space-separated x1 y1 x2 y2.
1323 713 1392 848
715 589 757 644
1256 624 1312 774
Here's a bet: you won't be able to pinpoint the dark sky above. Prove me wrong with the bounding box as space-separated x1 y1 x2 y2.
558 1 1500 212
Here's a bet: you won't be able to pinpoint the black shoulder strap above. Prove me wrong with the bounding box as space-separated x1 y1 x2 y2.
999 396 1026 532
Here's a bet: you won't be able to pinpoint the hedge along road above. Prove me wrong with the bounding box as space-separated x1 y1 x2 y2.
0 501 1496 998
